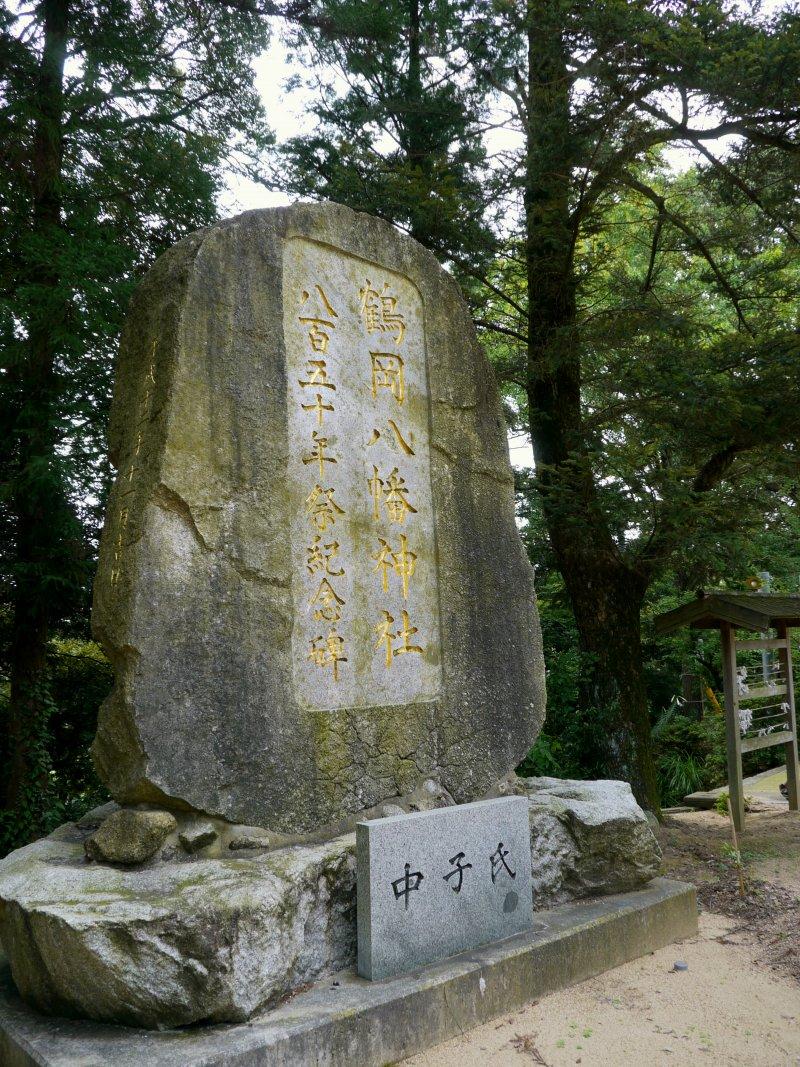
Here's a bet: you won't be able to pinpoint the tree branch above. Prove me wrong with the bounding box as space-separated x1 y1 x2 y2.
692 442 747 493
619 172 753 334
642 212 664 294
214 0 388 40
687 136 800 246
473 318 528 343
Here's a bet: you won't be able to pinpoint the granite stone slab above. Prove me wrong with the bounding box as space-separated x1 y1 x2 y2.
0 879 698 1067
357 797 533 980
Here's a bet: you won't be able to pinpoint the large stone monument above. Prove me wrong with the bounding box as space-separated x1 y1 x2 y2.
0 207 680 1062
91 202 546 834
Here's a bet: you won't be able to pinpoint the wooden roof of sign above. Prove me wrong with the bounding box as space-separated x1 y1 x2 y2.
654 592 800 634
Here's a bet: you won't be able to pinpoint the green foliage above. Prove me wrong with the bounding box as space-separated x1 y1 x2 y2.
658 750 705 807
720 840 743 870
714 791 731 816
1 0 273 542
273 0 495 268
275 0 800 808
516 734 567 779
481 0 800 807
0 638 112 856
653 708 710 805
515 564 626 783
47 639 112 819
0 0 272 852
516 472 799 800
0 676 58 854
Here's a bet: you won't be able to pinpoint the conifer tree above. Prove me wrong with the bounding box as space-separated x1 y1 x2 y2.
0 0 271 848
275 0 495 265
285 0 800 809
475 0 800 809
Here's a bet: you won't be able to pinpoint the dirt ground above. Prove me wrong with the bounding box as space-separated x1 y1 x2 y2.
404 805 800 1067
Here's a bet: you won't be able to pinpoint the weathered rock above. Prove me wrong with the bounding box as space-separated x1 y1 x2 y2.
178 821 217 853
228 830 270 851
0 816 356 1029
0 780 660 1029
518 777 662 907
406 777 456 813
0 880 700 1067
90 203 545 835
84 808 177 865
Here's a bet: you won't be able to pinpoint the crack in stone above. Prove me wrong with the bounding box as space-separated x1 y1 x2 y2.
430 441 459 464
152 482 289 589
471 465 514 486
429 443 513 485
153 483 211 551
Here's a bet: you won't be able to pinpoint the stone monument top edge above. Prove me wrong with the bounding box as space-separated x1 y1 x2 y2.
178 200 453 294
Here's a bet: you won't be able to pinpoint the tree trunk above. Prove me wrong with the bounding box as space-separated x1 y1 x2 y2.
563 562 658 808
523 0 659 812
4 0 70 838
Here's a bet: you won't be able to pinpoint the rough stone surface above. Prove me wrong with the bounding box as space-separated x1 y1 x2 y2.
228 830 270 851
405 778 456 813
357 797 533 980
517 777 663 906
178 821 217 853
0 879 698 1066
0 813 356 1029
0 779 660 1029
84 808 177 865
90 202 545 835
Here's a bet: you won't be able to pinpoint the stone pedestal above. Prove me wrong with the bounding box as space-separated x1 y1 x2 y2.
0 779 661 1030
0 879 698 1067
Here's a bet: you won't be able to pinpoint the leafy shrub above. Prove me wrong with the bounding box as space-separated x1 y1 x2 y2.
0 638 111 856
657 749 705 805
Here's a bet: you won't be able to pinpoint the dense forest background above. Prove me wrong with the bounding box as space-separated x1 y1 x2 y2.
1 0 799 854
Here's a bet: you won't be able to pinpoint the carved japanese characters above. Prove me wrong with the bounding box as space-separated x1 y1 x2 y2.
357 797 534 980
285 238 440 711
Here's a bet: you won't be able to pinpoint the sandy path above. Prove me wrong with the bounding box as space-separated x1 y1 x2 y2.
403 912 800 1066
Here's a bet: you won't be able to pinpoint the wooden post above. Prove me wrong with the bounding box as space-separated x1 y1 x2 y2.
720 621 745 832
776 622 800 811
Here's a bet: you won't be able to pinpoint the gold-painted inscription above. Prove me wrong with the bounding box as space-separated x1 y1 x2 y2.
305 484 345 531
373 534 417 599
285 237 441 711
370 352 405 403
307 627 348 681
359 279 406 344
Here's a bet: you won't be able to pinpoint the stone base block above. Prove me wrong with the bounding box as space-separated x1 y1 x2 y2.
0 779 663 1030
0 878 696 1067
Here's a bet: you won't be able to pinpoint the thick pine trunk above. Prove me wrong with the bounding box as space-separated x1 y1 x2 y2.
4 0 69 835
523 0 659 812
563 562 658 808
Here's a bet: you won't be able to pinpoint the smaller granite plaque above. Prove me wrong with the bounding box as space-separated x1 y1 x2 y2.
357 797 533 980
